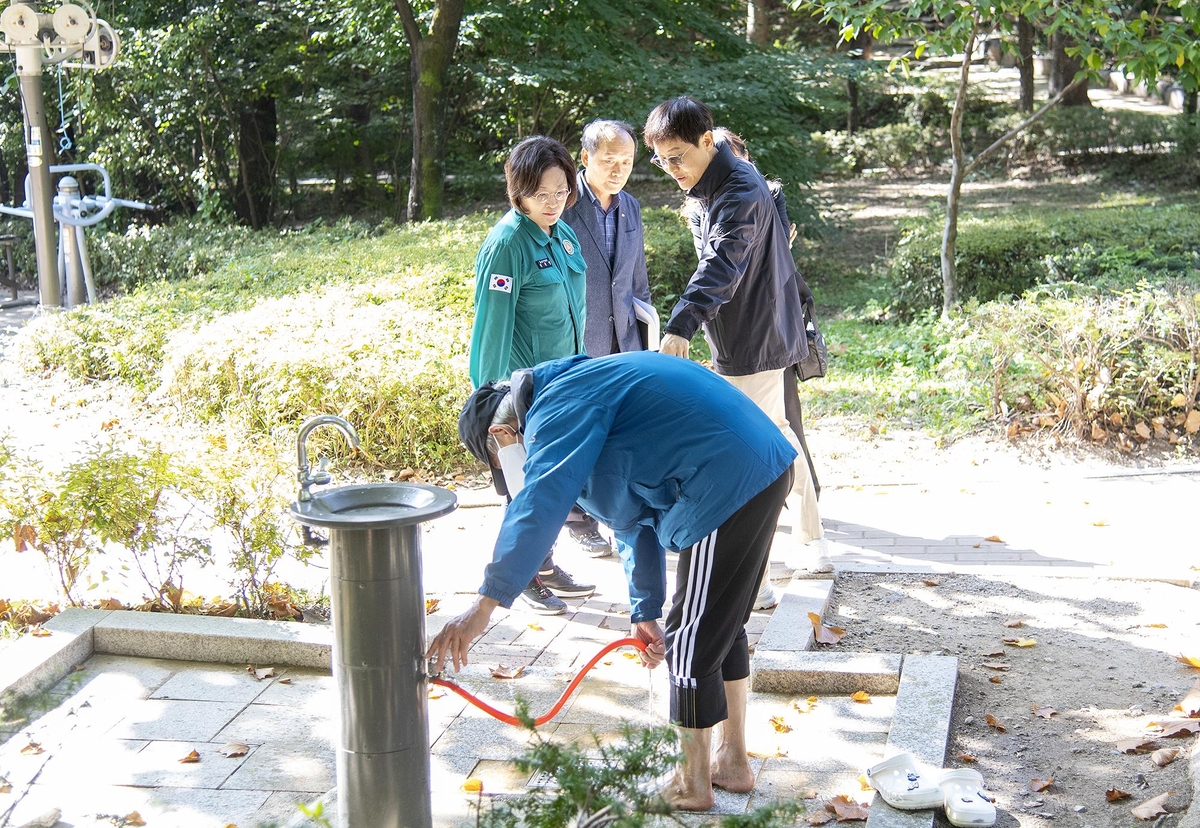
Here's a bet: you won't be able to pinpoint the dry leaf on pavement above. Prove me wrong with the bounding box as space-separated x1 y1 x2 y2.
985 714 1006 733
1150 748 1182 767
19 740 43 755
922 577 940 587
178 749 201 764
1131 792 1173 820
425 598 440 614
219 742 250 758
1176 654 1200 668
247 666 275 681
1002 637 1037 647
1117 737 1160 754
461 777 484 792
807 812 835 825
1148 719 1200 737
989 676 1003 684
769 715 792 733
1106 788 1131 802
851 691 871 703
123 811 147 827
1173 679 1200 717
793 697 818 714
980 648 1005 657
808 612 847 645
826 794 870 821
983 535 1004 543
982 662 1009 671
1003 619 1025 628
491 665 525 679
1030 777 1054 792
957 753 976 762
1032 704 1057 719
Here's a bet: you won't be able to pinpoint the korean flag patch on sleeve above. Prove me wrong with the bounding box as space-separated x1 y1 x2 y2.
489 273 513 293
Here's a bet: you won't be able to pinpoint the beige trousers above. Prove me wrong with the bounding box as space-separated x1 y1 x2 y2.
722 369 823 547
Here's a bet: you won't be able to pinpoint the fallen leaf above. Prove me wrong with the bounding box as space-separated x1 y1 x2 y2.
20 740 43 755
428 687 446 700
957 753 976 762
247 666 275 681
424 598 440 615
982 662 1009 671
622 651 638 659
1131 791 1173 820
277 677 292 685
985 714 1006 733
123 811 147 826
980 648 1005 657
1187 409 1200 433
1117 737 1160 754
1148 719 1200 737
826 794 870 821
983 535 1004 543
490 665 525 679
858 774 873 791
1178 654 1200 669
793 697 817 714
178 749 201 764
1004 637 1037 648
219 742 250 758
1106 788 1132 802
1143 623 1167 629
769 715 792 733
1003 619 1025 628
807 612 847 645
0 775 10 793
851 691 871 703
1032 704 1057 719
922 577 940 587
98 598 124 610
29 625 51 638
1151 748 1182 767
1030 777 1054 792
808 813 835 825
1174 679 1200 717
461 777 484 792
527 622 542 631
989 676 1003 684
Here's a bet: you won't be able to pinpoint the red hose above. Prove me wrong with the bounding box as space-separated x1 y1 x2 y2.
430 636 648 727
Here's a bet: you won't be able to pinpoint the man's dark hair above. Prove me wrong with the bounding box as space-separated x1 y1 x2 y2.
643 96 713 148
505 136 579 212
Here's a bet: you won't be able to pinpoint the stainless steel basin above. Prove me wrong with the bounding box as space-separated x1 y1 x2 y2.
289 482 457 530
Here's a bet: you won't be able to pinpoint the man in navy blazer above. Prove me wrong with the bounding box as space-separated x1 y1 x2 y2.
561 119 652 357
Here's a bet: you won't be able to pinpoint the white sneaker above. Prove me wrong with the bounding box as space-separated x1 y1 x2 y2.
804 539 834 573
770 559 796 580
754 583 778 610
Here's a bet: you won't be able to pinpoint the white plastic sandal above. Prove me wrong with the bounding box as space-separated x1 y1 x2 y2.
865 752 944 810
941 768 997 827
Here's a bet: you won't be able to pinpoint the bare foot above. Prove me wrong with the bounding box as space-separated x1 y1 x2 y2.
661 773 715 812
711 747 755 793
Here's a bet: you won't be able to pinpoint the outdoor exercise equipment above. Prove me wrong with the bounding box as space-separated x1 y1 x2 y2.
0 1 121 308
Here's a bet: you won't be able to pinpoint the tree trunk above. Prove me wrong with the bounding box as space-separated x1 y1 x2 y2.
1017 17 1035 113
840 32 872 135
234 96 277 229
0 144 9 206
747 0 771 44
1050 31 1090 107
847 79 860 134
395 0 466 223
941 18 980 318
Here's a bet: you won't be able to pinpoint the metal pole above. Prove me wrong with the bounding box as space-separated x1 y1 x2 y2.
15 49 60 309
329 523 433 828
56 176 85 307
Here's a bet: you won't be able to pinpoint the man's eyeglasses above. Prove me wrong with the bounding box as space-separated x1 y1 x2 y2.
530 189 571 206
650 146 693 170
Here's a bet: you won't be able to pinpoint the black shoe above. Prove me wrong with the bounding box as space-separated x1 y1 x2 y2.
516 577 567 615
538 565 595 598
571 530 614 558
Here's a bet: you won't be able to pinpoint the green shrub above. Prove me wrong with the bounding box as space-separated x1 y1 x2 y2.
946 287 1200 447
1007 107 1176 161
887 204 1200 317
642 207 696 322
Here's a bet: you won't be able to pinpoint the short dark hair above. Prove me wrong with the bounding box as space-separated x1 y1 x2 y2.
643 96 713 148
505 136 578 212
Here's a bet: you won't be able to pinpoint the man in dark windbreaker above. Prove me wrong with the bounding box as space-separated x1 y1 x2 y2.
644 96 827 601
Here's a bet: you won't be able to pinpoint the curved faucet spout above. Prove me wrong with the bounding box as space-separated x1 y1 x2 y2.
297 415 361 501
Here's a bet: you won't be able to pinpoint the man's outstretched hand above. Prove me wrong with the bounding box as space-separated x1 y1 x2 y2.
632 620 666 669
426 596 500 674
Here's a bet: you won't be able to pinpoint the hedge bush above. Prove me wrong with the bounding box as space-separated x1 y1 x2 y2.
887 203 1200 317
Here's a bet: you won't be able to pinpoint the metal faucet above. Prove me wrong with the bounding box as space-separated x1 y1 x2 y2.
296 415 361 502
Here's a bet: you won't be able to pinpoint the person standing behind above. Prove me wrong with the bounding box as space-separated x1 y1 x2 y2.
558 119 653 559
561 119 652 357
644 97 827 599
468 135 596 614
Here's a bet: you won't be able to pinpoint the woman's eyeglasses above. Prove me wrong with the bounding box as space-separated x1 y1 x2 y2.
529 189 571 205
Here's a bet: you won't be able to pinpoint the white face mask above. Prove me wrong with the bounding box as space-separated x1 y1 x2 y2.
496 442 527 494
